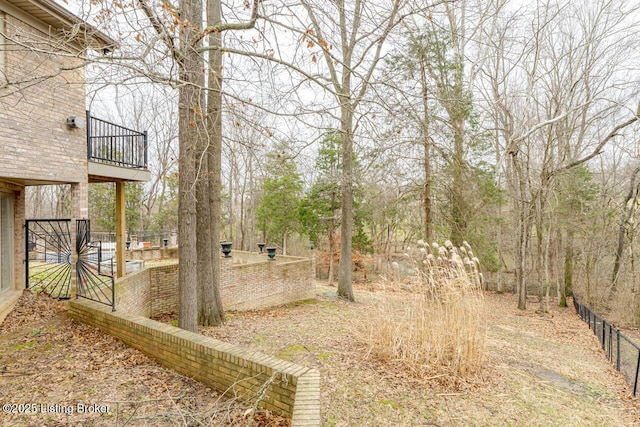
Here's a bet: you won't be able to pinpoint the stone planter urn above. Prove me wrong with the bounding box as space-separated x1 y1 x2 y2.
221 241 232 258
257 242 266 254
266 246 277 261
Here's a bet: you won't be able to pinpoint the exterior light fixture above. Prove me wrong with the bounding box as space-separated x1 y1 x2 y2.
66 116 86 129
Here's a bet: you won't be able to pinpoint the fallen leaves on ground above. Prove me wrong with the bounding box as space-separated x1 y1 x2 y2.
0 291 289 427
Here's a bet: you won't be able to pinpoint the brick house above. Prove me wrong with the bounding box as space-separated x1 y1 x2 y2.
0 0 149 322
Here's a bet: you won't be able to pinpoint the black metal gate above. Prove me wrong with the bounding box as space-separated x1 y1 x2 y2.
25 219 115 310
75 219 115 311
25 219 72 299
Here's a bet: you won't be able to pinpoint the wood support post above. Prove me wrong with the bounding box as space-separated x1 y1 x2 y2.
115 182 126 278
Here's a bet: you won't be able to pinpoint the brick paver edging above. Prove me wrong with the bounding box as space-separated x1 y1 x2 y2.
69 299 321 426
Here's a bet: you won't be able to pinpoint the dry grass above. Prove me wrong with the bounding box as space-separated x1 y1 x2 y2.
364 241 486 378
193 285 640 426
5 276 640 426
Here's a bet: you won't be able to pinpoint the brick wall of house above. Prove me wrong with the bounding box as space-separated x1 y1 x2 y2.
68 298 322 426
0 180 24 292
113 252 315 317
0 15 88 185
13 185 24 290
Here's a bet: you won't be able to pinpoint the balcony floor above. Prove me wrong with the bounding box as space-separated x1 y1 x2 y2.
88 162 151 183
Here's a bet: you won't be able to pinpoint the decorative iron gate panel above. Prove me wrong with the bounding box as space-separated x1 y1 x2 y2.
25 219 115 310
75 219 115 311
25 219 72 299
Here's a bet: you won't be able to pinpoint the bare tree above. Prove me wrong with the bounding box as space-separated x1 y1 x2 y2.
131 0 260 330
291 0 409 301
202 0 226 326
481 0 640 309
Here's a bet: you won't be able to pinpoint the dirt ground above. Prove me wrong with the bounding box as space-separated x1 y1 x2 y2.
2 283 640 426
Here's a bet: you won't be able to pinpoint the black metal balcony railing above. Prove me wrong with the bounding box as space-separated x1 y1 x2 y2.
86 111 148 169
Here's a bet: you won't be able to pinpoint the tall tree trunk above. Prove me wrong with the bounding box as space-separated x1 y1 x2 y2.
239 193 245 251
300 0 399 303
495 137 504 294
337 99 355 301
283 231 287 256
516 202 529 310
448 53 468 246
561 230 573 307
420 58 432 242
535 202 544 300
450 116 466 246
612 166 640 291
203 0 225 326
328 223 334 286
445 7 467 247
249 157 255 252
196 142 215 325
177 0 203 332
56 185 70 218
228 159 233 240
511 154 530 310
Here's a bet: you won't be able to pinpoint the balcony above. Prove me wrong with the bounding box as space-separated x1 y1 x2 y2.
86 111 151 183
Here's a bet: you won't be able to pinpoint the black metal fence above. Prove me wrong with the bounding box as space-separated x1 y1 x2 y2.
91 230 173 249
86 111 148 169
573 297 640 397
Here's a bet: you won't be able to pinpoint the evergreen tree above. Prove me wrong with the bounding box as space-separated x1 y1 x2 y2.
89 182 143 232
256 150 303 255
299 132 373 283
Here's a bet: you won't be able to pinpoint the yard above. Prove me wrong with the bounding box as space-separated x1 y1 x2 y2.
1 282 639 426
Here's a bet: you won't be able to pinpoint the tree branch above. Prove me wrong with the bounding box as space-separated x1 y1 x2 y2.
552 112 639 177
194 0 260 44
137 0 181 64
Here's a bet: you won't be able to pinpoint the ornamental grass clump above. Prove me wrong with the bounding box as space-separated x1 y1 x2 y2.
365 240 486 379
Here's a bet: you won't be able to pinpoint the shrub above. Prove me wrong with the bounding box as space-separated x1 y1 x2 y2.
364 241 486 378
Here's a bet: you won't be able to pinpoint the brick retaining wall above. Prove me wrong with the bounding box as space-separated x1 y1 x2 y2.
113 252 315 317
113 268 150 316
68 299 321 426
127 247 179 261
221 255 313 312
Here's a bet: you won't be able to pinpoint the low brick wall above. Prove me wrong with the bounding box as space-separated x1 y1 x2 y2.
114 268 150 317
222 259 312 311
127 247 179 261
113 252 315 317
149 264 179 316
69 299 321 426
